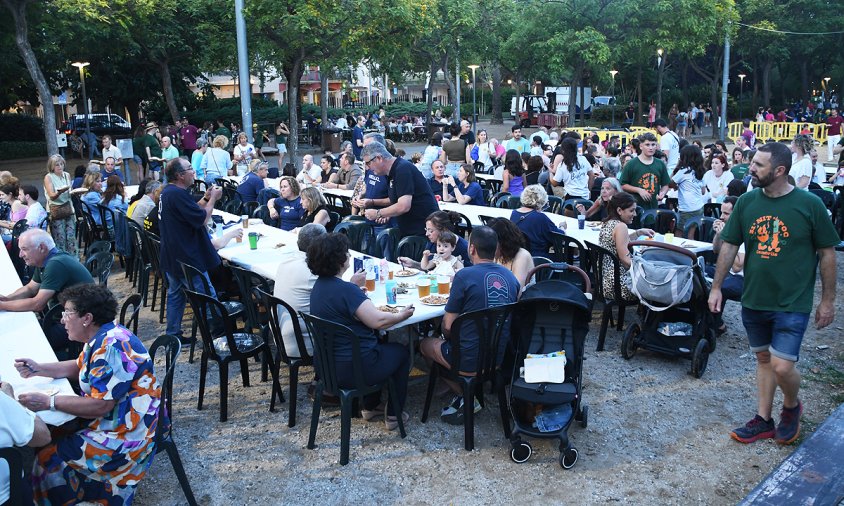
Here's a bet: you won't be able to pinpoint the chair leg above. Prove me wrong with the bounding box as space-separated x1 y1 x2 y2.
597 305 612 351
162 440 199 506
239 358 250 387
287 364 299 427
307 384 323 450
151 274 159 310
387 380 407 438
188 318 198 364
496 377 511 439
263 348 283 413
197 354 208 411
159 280 167 324
339 393 353 466
219 362 229 422
616 304 627 331
420 364 439 423
462 379 475 451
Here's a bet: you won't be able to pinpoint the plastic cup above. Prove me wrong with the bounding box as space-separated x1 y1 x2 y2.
437 275 451 295
664 232 674 244
365 272 376 292
242 215 249 229
578 214 586 230
417 277 431 298
248 232 259 249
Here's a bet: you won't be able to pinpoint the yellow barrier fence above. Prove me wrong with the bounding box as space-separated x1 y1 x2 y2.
727 122 829 144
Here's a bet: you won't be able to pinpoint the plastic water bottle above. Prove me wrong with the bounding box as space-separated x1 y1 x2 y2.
379 259 388 284
429 274 438 294
385 278 397 305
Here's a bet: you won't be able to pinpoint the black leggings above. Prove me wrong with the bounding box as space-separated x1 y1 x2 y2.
336 343 409 416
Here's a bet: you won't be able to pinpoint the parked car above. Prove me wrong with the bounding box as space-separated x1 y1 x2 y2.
591 96 617 109
61 113 132 138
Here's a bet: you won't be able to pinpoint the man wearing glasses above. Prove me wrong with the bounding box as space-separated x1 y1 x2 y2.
360 142 438 238
0 229 93 352
158 158 223 343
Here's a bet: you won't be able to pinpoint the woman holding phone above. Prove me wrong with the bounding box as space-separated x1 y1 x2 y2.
43 154 76 255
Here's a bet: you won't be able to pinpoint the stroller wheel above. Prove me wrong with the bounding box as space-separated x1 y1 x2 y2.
560 447 579 469
621 323 641 360
579 405 589 428
510 441 532 463
691 338 710 378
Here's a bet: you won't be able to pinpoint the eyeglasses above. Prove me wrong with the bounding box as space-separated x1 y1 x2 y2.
61 310 78 319
178 168 196 174
363 156 378 167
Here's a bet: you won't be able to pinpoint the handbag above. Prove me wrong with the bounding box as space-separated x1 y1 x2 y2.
629 254 694 311
49 173 74 220
470 145 479 161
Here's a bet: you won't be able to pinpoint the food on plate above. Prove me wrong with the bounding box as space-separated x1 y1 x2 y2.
420 294 449 305
378 305 401 313
395 268 419 277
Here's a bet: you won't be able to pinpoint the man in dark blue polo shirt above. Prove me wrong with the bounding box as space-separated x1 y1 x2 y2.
159 157 223 340
360 142 438 238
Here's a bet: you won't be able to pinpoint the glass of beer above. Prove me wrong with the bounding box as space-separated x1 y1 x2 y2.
241 215 249 229
417 277 431 298
365 271 376 292
437 275 451 295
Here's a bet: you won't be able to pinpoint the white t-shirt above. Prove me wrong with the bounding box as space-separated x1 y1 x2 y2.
659 131 680 171
553 154 593 199
233 143 256 166
25 201 47 228
475 142 494 169
296 165 322 184
0 391 36 504
789 157 813 188
101 145 122 163
671 168 706 212
702 169 734 202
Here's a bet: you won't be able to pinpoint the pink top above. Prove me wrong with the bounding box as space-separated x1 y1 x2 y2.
11 207 27 222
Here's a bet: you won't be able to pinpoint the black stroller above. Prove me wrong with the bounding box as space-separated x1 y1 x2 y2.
622 241 715 378
507 263 592 469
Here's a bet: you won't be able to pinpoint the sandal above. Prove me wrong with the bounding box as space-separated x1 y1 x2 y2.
385 411 410 431
361 401 387 422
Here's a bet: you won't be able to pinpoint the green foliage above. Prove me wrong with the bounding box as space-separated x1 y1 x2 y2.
0 114 44 141
0 141 47 160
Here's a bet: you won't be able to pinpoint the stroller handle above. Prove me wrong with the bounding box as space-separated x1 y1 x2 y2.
627 240 699 261
526 262 592 294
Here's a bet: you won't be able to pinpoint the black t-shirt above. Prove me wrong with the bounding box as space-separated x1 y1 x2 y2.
386 157 439 237
460 131 476 146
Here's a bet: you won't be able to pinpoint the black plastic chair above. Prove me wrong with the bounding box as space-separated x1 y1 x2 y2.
478 215 496 226
127 221 152 304
85 240 112 259
584 241 640 352
506 196 522 209
96 203 117 242
334 220 374 254
0 447 23 506
547 233 591 287
491 191 512 209
590 177 605 202
375 227 402 261
652 209 679 234
145 234 167 324
453 213 473 239
703 202 721 218
546 196 564 215
184 289 281 422
85 250 114 286
420 303 517 451
395 235 428 263
252 204 278 227
119 293 142 335
563 198 593 215
326 210 341 232
242 201 259 217
257 288 313 427
228 264 272 334
257 187 280 206
684 216 717 243
180 262 246 364
810 189 835 214
148 334 198 506
301 313 406 465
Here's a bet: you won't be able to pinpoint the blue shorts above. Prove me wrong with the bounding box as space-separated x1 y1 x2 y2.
741 308 810 362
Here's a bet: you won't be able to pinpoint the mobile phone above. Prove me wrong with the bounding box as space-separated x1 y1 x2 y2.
354 257 364 273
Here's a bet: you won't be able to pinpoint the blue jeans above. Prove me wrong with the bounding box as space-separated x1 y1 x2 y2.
165 271 217 337
741 308 810 362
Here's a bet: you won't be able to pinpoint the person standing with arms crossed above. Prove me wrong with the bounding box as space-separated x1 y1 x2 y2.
708 143 838 445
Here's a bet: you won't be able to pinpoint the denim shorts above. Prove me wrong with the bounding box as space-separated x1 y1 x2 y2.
741 308 810 362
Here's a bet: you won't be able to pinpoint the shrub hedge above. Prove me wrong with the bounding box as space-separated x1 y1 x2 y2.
0 141 48 160
0 114 45 142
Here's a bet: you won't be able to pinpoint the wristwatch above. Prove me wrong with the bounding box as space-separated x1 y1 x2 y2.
49 392 58 411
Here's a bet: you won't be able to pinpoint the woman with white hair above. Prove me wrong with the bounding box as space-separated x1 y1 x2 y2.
200 135 232 184
43 154 76 255
509 184 566 257
575 177 622 220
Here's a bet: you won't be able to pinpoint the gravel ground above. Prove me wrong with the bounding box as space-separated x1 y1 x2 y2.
96 253 844 506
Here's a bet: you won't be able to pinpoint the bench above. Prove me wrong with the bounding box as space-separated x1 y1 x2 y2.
739 403 844 505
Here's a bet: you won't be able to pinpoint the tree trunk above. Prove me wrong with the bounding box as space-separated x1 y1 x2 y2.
514 73 522 127
425 58 436 133
656 53 665 121
636 66 643 126
568 65 582 126
762 60 771 108
491 63 502 124
126 101 141 131
320 69 329 125
442 57 457 115
799 60 809 105
681 60 689 108
4 0 58 156
157 59 180 124
284 54 304 166
751 57 759 114
578 76 586 126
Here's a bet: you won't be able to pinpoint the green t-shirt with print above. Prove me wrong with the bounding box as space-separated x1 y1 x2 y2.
731 163 749 180
144 134 162 158
618 156 670 210
720 188 839 313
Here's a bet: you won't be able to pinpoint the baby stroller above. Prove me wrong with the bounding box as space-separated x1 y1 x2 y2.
507 263 592 469
623 241 715 378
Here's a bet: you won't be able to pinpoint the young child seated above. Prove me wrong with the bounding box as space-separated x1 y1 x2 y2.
420 230 464 277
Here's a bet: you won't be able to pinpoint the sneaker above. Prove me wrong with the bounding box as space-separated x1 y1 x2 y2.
440 396 481 426
775 400 803 445
730 415 775 444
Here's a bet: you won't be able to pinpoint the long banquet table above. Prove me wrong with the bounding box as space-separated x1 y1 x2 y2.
0 242 75 425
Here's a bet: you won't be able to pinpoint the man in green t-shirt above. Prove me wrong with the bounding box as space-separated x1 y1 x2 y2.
618 132 670 210
709 142 838 446
144 124 164 180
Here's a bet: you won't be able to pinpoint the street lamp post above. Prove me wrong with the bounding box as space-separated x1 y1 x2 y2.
72 62 91 159
468 65 479 131
610 70 618 128
738 73 746 120
656 48 664 121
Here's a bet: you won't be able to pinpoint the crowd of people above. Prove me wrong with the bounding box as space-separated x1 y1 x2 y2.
1 97 842 503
